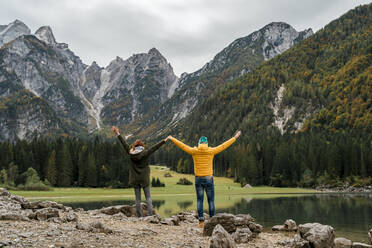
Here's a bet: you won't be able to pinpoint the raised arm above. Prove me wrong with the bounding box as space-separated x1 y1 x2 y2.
168 136 195 155
112 126 130 154
211 130 241 155
141 139 166 157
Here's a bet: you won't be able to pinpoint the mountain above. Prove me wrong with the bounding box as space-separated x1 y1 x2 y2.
0 20 88 140
173 4 371 143
0 20 178 139
153 4 371 188
80 48 178 130
0 19 311 141
0 20 30 47
136 22 313 137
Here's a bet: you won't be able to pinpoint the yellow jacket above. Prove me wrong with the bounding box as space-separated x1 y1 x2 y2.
170 137 236 177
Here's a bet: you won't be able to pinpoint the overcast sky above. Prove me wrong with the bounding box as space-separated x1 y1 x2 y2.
0 0 370 75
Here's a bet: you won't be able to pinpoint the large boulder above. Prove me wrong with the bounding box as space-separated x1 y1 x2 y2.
334 237 352 248
204 213 236 236
299 223 335 248
209 224 236 248
34 207 59 221
231 227 253 244
204 213 261 237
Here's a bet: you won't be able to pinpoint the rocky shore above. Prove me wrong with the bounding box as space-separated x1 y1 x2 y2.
315 185 372 193
1 188 371 248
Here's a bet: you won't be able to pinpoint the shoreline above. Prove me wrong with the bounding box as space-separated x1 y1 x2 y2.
1 189 372 247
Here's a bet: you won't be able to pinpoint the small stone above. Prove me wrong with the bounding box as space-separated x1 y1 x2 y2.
232 227 252 244
64 211 78 222
272 225 286 231
352 242 372 248
35 208 59 221
334 237 352 248
284 219 298 231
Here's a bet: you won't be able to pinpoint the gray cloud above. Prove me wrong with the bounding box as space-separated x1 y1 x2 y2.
0 0 369 75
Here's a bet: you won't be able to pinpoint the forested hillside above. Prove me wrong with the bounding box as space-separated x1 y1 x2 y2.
154 4 372 187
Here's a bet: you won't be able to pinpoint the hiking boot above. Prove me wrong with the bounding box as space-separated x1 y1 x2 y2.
198 220 204 228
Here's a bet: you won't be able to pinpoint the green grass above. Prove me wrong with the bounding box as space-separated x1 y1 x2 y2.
11 166 315 199
9 166 316 216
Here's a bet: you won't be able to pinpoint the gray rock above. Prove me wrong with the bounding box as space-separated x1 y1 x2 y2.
204 213 236 236
243 184 252 188
0 213 29 221
143 215 161 224
299 223 335 248
209 224 236 248
64 211 78 222
352 243 372 248
76 220 113 234
234 214 254 226
161 218 175 226
293 234 311 248
34 207 59 221
248 222 263 234
334 237 352 248
369 229 372 245
99 205 123 215
272 225 286 231
232 227 253 244
284 219 298 231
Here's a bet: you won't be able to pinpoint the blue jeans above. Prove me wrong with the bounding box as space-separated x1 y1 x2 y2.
195 176 215 221
134 185 153 217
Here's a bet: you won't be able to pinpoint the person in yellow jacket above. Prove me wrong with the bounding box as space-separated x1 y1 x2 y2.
167 130 241 227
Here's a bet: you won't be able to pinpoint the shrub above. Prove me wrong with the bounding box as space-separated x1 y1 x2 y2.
151 177 165 187
177 178 193 185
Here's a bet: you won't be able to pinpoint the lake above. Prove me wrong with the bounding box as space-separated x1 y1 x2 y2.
63 193 372 243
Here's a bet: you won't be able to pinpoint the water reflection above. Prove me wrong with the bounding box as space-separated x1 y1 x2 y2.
63 193 372 242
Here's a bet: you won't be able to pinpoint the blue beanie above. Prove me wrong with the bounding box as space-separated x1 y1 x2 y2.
198 136 208 145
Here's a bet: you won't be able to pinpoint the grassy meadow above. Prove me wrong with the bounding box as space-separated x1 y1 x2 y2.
10 166 316 216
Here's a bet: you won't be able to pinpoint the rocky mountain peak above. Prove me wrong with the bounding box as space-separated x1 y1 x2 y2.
260 22 312 60
35 26 57 46
148 47 162 56
0 19 31 47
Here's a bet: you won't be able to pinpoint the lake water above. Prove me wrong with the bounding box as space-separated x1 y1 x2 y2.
64 193 372 243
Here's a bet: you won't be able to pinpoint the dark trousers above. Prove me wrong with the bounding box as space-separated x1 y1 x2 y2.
195 176 215 221
134 185 153 217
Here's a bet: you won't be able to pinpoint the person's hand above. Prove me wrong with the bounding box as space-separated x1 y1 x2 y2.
234 130 241 139
165 135 173 142
112 126 120 136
